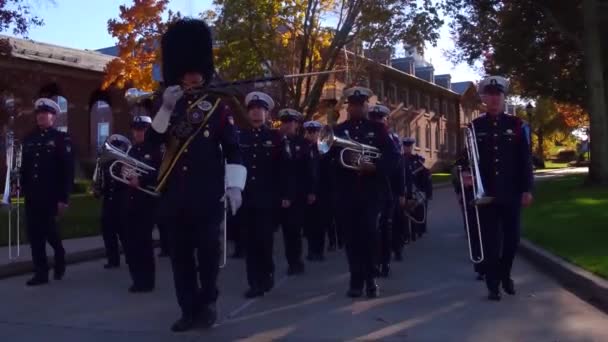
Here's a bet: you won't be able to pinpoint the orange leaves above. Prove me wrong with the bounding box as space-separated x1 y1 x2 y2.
103 0 169 91
555 102 589 129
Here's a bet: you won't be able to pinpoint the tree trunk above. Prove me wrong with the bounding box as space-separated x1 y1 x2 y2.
537 128 545 160
583 0 608 184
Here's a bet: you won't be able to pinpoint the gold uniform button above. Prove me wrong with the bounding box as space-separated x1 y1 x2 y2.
34 174 38 178
182 166 188 171
253 154 256 158
34 164 38 167
494 134 498 137
494 146 498 150
36 153 39 156
252 165 257 169
184 148 189 153
251 176 256 180
496 171 500 175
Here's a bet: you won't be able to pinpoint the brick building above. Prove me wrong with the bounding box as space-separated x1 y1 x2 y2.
0 35 133 173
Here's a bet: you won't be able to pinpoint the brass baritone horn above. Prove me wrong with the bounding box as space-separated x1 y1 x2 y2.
317 125 381 171
99 135 159 197
125 88 156 106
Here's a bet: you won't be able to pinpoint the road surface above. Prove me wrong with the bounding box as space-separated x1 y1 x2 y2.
1 187 607 341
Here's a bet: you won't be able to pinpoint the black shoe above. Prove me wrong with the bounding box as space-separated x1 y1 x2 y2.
158 251 169 258
262 274 275 292
54 265 65 280
380 264 391 278
347 288 363 298
287 263 305 276
394 252 403 262
171 315 195 332
26 275 49 286
488 290 501 301
476 273 485 281
198 303 218 328
327 244 336 252
502 279 516 295
230 250 245 259
244 287 264 298
129 284 154 293
104 263 120 269
365 280 380 298
306 254 315 261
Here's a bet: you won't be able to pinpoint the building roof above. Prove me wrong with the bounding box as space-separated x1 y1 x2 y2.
450 81 475 95
0 35 114 73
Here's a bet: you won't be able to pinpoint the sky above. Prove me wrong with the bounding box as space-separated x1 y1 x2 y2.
8 0 481 83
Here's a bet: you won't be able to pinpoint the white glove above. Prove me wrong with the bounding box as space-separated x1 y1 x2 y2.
225 187 242 215
162 85 184 111
152 85 184 134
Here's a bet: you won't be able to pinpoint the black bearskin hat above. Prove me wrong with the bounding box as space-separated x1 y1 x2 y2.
161 18 214 86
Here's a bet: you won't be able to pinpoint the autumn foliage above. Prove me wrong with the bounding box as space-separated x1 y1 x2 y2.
555 102 589 130
102 0 179 91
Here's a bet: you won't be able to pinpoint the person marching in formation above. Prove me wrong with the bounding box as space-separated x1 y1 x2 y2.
239 91 291 298
465 75 534 301
20 97 74 286
122 115 162 293
331 87 400 298
278 108 312 275
147 18 246 331
401 137 432 242
302 120 324 262
93 135 129 269
367 104 405 277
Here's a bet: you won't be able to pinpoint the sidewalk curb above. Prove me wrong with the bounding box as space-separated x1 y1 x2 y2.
519 239 608 314
0 247 107 280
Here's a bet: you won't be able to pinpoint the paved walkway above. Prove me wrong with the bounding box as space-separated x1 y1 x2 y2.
1 188 607 341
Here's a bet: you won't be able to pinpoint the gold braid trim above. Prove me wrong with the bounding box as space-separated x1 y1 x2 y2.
155 96 221 192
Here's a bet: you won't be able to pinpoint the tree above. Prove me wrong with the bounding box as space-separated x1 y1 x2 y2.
208 0 443 118
442 0 608 184
0 0 47 36
103 0 181 91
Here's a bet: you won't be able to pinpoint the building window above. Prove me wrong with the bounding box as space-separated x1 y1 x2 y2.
426 122 431 150
435 125 441 151
388 84 397 104
425 95 431 111
443 100 448 116
433 98 439 113
53 95 69 132
402 88 409 106
97 122 110 149
415 124 421 147
415 92 421 108
444 130 449 152
374 80 384 100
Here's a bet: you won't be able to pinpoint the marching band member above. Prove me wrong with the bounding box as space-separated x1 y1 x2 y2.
123 115 162 293
302 120 324 261
331 87 400 298
239 91 290 298
20 98 74 286
93 136 129 269
278 108 311 275
467 75 534 301
368 104 405 277
402 138 432 240
147 18 245 331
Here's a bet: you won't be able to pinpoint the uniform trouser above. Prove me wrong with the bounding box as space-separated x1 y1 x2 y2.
242 207 275 289
378 200 394 265
125 213 155 288
336 201 380 288
25 205 65 278
101 204 126 266
322 198 341 248
228 209 246 255
478 202 521 290
305 201 325 257
459 201 485 275
168 210 222 317
157 223 170 254
281 202 304 267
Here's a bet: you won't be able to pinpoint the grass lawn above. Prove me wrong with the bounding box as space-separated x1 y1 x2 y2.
523 174 608 279
0 194 101 247
432 173 451 185
543 161 570 169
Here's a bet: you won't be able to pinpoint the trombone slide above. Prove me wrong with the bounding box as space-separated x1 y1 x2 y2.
458 166 484 264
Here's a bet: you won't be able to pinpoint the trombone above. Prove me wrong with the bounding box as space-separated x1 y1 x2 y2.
459 121 492 264
317 125 381 171
2 118 22 260
98 135 159 197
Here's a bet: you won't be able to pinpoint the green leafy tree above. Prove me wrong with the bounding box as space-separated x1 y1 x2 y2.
442 0 608 184
208 0 443 118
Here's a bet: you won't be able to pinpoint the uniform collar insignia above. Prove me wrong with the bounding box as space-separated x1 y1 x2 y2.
367 132 375 137
144 154 151 159
46 140 55 147
264 140 273 146
197 101 213 111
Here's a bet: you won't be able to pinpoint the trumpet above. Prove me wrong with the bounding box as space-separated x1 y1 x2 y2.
99 135 159 197
317 125 381 171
